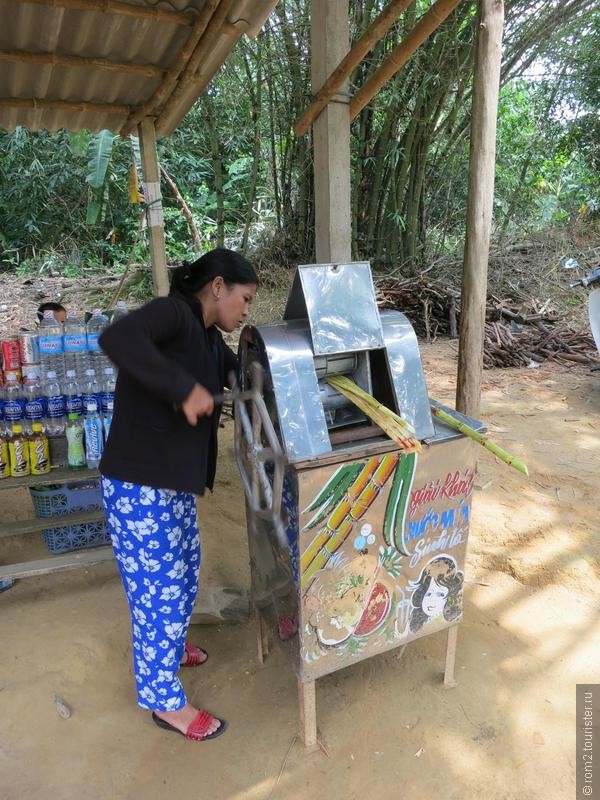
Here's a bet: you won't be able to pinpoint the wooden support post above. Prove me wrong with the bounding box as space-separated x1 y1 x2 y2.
255 606 269 664
456 0 504 418
298 679 318 751
311 1 351 264
138 118 170 297
444 625 459 688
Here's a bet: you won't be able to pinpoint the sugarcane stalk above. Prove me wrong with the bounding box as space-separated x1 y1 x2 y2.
326 375 421 452
431 405 529 477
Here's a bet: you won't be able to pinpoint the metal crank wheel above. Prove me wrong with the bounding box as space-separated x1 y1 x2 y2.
232 363 287 547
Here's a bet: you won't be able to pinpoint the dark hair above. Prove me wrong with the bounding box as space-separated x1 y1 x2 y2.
37 301 66 322
409 556 464 633
169 248 258 298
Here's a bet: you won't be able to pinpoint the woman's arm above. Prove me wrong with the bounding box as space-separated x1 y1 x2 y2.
99 297 197 404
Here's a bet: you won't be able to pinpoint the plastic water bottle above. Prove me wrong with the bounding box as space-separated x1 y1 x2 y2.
83 400 104 468
3 374 25 428
111 300 128 323
82 369 101 415
100 368 115 415
66 413 86 469
103 398 114 442
44 370 66 436
63 370 83 417
63 307 88 382
38 309 65 383
23 373 46 435
86 309 111 377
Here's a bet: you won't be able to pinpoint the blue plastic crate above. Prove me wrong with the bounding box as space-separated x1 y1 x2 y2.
29 480 110 554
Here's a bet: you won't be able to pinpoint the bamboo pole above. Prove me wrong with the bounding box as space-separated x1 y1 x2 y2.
0 49 163 79
294 0 414 137
138 119 169 298
0 97 129 116
154 0 237 138
456 0 504 418
16 0 193 25
349 0 463 120
121 0 223 135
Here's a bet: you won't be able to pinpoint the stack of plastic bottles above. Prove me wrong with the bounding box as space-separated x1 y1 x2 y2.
0 304 125 476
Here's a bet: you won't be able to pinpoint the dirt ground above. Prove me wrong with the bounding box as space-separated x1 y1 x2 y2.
1 337 599 800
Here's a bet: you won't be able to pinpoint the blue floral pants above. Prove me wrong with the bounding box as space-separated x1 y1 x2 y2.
101 475 200 711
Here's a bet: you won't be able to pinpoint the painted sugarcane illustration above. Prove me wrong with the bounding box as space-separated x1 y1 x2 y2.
300 457 382 572
382 451 418 556
301 453 419 592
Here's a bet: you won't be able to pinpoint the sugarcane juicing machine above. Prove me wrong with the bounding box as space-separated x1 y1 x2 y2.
234 262 483 746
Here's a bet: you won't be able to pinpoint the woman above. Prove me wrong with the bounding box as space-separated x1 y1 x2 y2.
99 248 257 742
408 555 463 633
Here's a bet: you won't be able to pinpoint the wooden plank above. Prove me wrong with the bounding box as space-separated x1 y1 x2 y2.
0 466 99 490
0 546 114 580
0 508 105 539
189 585 249 626
444 624 459 688
298 679 318 751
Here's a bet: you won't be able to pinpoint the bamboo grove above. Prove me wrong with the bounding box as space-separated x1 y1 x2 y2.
0 1 597 274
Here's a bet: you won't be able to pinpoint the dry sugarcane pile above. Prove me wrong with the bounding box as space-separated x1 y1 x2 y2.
375 276 599 368
483 317 599 368
375 275 460 340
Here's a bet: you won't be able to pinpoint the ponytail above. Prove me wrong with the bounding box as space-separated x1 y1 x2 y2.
170 248 258 298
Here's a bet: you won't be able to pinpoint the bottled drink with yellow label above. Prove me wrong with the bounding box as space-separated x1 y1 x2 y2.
0 435 9 479
29 422 51 475
8 424 30 477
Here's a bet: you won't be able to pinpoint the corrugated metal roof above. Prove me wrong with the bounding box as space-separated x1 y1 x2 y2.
0 0 278 136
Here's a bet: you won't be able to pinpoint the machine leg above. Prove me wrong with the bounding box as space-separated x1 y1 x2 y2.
255 606 269 664
444 625 459 688
298 679 318 751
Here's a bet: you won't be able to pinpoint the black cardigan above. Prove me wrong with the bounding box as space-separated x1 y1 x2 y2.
98 293 237 495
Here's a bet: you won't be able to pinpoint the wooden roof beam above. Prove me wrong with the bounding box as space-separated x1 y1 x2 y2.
350 0 464 120
15 0 193 26
120 0 227 135
0 97 130 115
150 0 237 138
0 49 163 79
294 0 414 137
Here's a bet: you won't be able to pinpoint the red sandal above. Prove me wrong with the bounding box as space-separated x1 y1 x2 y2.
152 710 227 741
181 642 208 667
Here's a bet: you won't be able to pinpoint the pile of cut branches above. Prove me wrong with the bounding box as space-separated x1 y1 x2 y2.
375 275 599 369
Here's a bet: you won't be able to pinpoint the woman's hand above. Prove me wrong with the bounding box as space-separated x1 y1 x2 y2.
182 383 214 425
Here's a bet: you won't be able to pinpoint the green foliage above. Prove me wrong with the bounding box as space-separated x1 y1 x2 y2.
0 0 597 280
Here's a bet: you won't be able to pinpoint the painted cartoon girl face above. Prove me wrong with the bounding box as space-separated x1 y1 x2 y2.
423 579 448 618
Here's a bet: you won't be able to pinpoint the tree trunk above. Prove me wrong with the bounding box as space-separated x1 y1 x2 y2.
241 43 263 254
204 95 225 248
456 0 505 418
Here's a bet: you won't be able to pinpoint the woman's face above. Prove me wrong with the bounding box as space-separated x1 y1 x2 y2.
423 579 448 618
215 282 256 332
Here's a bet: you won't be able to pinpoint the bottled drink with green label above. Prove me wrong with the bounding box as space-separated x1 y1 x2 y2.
66 412 86 469
29 422 51 475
